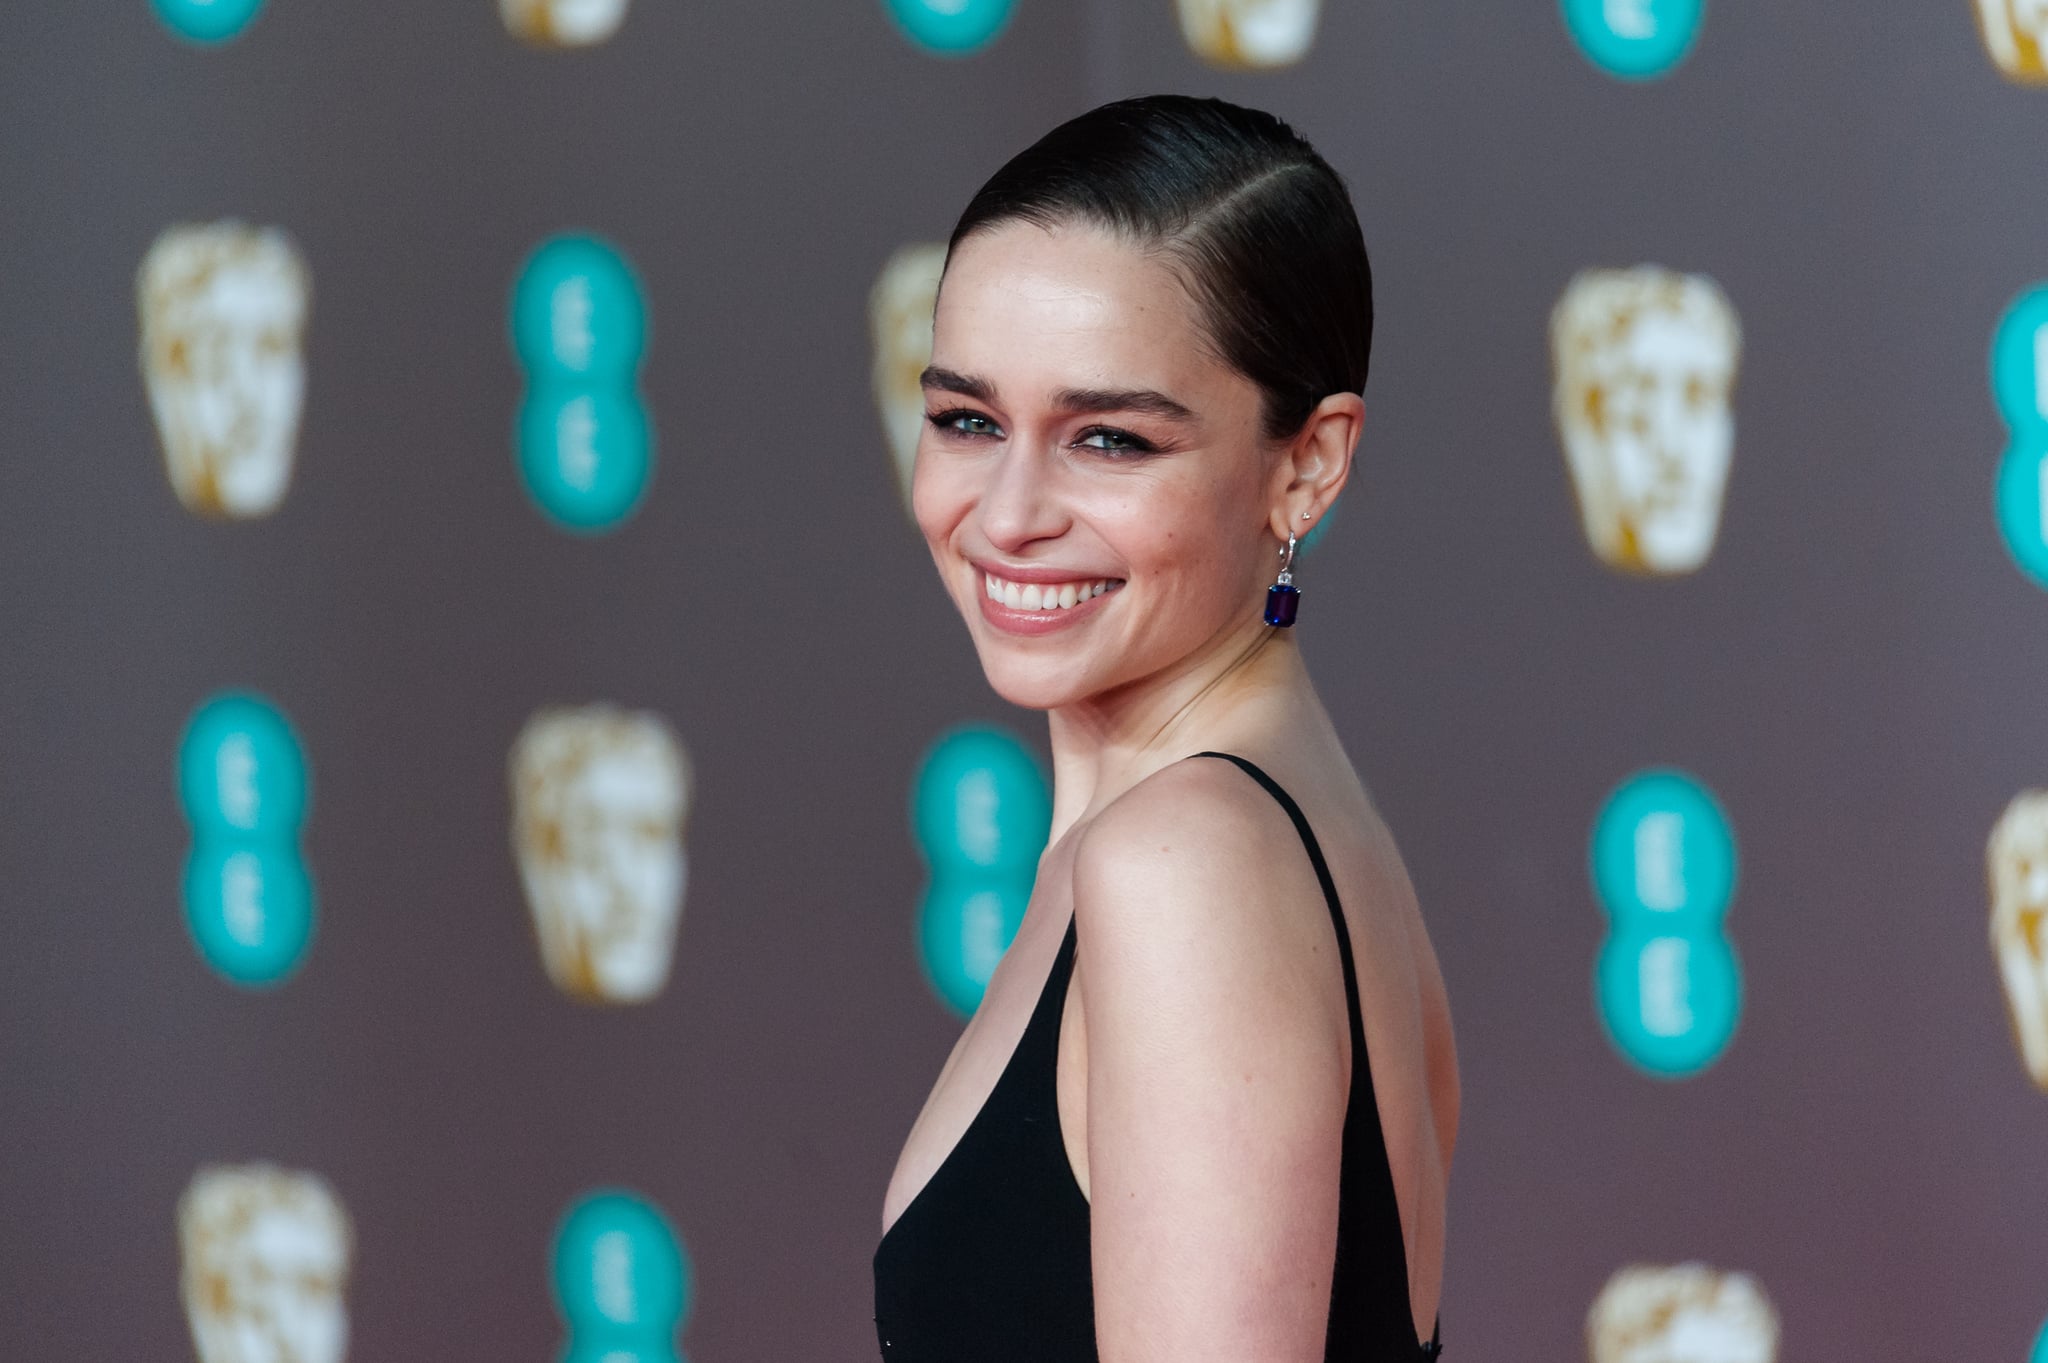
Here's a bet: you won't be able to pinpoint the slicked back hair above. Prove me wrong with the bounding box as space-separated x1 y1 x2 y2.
948 94 1372 442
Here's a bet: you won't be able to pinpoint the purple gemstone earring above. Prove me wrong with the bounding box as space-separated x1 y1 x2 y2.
1263 531 1300 627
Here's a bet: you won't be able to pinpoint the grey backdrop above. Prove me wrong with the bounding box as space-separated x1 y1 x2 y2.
3 1 2045 1359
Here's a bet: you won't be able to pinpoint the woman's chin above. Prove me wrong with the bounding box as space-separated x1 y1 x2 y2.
973 654 1102 713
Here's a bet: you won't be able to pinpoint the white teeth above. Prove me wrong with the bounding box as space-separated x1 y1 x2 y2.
983 572 1120 611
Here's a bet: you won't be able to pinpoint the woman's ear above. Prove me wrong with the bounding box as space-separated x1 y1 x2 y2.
1268 392 1363 543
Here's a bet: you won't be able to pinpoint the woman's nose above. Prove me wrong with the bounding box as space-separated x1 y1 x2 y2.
976 441 1068 551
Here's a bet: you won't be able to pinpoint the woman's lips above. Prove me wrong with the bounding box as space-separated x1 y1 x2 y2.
974 568 1124 636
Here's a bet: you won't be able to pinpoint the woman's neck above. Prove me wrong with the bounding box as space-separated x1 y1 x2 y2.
1042 618 1325 843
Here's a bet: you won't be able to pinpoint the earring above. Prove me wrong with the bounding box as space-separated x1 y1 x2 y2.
1263 532 1300 628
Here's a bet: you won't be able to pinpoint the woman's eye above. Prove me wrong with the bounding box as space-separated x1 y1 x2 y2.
929 409 1002 439
1075 427 1155 455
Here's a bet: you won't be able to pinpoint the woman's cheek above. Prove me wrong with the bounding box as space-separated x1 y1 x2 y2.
909 450 961 545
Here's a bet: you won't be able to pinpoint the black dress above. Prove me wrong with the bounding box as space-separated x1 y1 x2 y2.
874 751 1443 1361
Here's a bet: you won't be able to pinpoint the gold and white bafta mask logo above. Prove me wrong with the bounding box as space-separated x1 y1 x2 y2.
1989 791 2048 1090
179 1164 352 1363
512 705 692 1004
1552 267 1741 576
1588 1263 1779 1363
869 242 947 515
499 0 630 46
1175 0 1321 69
1975 0 2048 83
140 223 310 520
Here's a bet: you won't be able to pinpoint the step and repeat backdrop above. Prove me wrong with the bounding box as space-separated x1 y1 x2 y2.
2 1 2045 1361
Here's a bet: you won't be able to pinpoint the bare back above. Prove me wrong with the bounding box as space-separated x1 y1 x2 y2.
882 728 1458 1350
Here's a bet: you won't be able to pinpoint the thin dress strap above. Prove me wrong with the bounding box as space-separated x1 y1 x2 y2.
1191 751 1443 1359
1191 752 1363 1050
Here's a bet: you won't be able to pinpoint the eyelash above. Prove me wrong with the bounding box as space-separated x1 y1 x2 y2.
1076 426 1158 455
925 408 1159 457
928 407 1000 439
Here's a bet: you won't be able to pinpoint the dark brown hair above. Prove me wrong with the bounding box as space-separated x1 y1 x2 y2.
948 94 1372 441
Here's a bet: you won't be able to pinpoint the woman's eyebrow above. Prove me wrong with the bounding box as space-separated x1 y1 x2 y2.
919 366 998 403
1051 386 1197 423
917 369 1197 424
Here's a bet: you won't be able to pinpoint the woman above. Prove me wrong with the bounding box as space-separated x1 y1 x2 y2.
873 95 1458 1363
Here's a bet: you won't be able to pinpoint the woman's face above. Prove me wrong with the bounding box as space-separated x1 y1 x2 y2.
913 220 1281 712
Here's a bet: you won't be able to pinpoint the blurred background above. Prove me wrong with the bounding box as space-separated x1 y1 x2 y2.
4 1 2047 1360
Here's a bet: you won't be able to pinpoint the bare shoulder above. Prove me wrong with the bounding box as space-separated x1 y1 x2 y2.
1074 754 1302 920
1077 752 1287 862
1070 754 1345 1015
1070 750 1456 1120
1071 751 1405 924
1068 754 1364 1357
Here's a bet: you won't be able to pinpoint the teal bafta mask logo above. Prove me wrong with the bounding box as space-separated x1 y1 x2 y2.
2032 1313 2048 1363
910 726 1051 1016
510 235 654 533
1991 283 2048 588
154 0 267 43
1589 768 1742 1077
883 0 1014 55
1560 0 1703 79
552 1190 692 1363
177 691 316 986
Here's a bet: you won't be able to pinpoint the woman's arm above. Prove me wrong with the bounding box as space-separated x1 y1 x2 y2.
1074 758 1355 1363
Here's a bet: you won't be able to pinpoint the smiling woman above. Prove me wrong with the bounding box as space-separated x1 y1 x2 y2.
872 96 1458 1363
